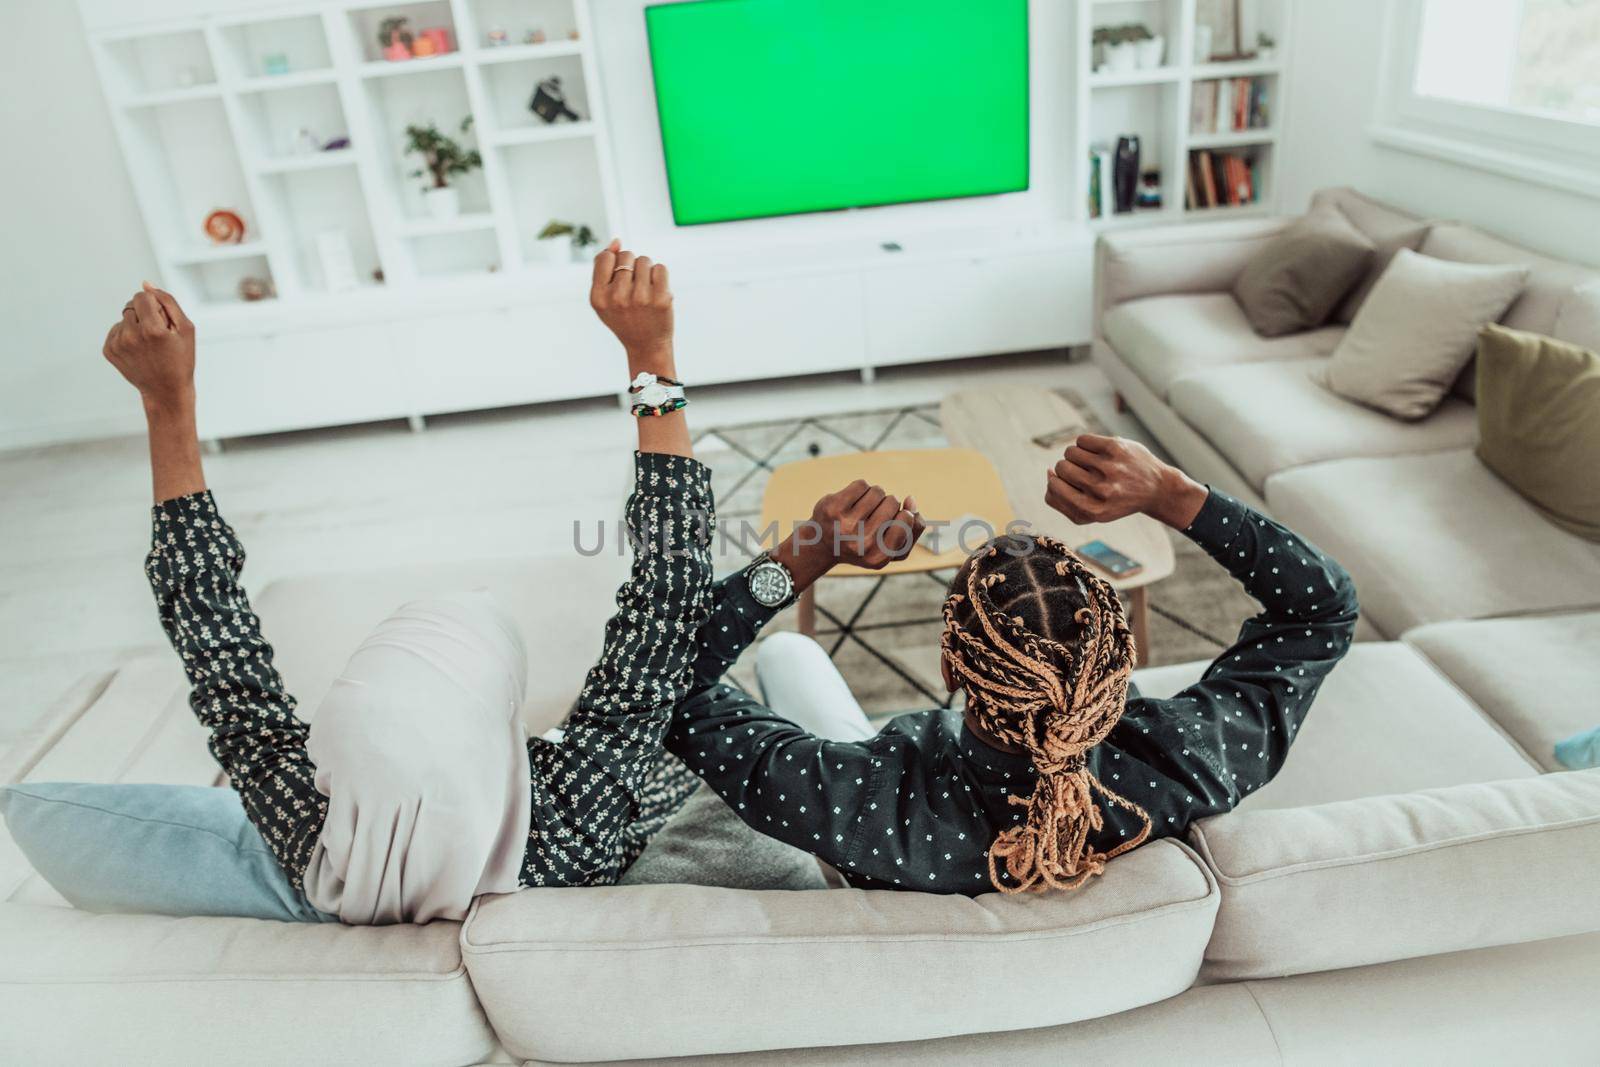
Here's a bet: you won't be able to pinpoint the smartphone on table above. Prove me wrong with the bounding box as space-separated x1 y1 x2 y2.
1076 540 1143 579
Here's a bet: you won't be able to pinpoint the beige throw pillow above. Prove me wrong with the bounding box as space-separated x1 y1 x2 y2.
1232 207 1374 337
1475 324 1600 542
1322 248 1527 419
1553 280 1600 353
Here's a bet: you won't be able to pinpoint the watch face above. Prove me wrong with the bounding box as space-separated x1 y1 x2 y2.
638 382 670 406
749 562 791 606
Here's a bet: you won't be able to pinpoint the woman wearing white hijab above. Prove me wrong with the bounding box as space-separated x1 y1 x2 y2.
108 242 717 923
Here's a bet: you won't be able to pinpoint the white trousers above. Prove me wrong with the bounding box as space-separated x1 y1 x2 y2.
753 632 876 742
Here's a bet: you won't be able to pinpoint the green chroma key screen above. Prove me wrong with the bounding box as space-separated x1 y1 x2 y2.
644 0 1029 225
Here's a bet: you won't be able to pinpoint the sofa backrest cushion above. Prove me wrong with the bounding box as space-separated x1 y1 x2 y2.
1231 206 1374 336
1310 187 1429 324
1554 280 1600 352
461 838 1219 1063
1190 768 1600 981
1475 324 1600 542
1422 223 1600 401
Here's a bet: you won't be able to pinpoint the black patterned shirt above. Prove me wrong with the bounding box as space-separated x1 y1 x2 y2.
667 488 1359 894
145 451 713 891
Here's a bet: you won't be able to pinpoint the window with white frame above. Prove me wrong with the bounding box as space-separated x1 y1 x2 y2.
1376 0 1600 195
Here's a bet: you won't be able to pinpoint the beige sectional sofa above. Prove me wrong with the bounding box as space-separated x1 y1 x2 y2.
4 188 1600 1063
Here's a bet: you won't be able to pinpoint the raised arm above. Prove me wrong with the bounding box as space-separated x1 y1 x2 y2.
1048 435 1358 823
104 284 327 884
664 484 925 877
520 242 720 885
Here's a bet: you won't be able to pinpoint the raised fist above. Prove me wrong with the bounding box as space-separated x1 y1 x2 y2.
103 283 196 410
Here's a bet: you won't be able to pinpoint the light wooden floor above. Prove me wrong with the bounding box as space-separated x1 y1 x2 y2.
0 351 1149 747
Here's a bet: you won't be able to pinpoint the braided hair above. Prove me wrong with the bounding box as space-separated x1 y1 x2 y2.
941 534 1151 893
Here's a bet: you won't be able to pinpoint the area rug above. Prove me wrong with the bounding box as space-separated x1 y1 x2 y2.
693 392 1257 717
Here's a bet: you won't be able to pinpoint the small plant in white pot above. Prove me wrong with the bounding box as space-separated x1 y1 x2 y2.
536 220 598 263
405 116 482 220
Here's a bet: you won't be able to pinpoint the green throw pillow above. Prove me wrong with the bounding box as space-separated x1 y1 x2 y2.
1475 324 1600 542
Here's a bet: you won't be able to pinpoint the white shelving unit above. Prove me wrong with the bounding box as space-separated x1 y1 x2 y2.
88 0 618 311
1073 0 1290 230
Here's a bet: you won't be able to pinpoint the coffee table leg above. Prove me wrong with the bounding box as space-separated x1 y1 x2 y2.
1128 586 1150 667
797 586 817 637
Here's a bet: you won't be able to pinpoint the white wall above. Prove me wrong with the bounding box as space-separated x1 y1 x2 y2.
1277 0 1600 268
0 2 159 450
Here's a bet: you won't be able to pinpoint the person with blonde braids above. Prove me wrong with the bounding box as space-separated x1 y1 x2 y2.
668 433 1358 894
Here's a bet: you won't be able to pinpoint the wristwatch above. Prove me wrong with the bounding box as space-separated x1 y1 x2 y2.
747 553 797 608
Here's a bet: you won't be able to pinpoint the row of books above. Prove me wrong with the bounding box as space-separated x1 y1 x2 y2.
1186 149 1259 209
1190 77 1271 134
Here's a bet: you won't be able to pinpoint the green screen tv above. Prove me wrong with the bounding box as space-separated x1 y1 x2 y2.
644 0 1029 226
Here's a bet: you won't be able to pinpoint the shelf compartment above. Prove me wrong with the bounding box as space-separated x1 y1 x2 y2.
348 0 459 65
404 228 502 279
1087 81 1181 221
498 138 608 267
124 97 259 257
174 253 276 306
257 166 384 295
1184 144 1271 212
466 0 581 50
101 28 216 97
235 81 351 164
359 65 491 222
216 13 332 82
477 52 589 134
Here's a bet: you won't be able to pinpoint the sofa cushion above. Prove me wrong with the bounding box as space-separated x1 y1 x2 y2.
1231 207 1373 336
1131 642 1536 812
256 554 629 737
1265 450 1600 636
1406 611 1600 772
1102 293 1343 400
1554 280 1600 351
0 903 496 1066
1322 249 1528 420
1421 222 1600 401
461 839 1219 1062
1475 324 1600 541
1169 359 1478 491
1308 187 1428 324
1190 768 1600 980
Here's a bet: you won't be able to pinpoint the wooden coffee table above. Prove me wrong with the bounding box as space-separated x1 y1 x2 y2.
760 448 1016 640
940 387 1176 665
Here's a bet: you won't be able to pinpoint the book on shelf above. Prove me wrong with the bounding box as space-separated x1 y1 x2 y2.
1186 148 1260 210
1189 76 1272 134
1087 143 1115 219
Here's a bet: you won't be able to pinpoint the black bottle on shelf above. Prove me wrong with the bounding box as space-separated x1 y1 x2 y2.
1113 135 1141 214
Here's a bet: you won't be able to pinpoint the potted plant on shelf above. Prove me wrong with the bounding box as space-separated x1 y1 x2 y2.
1094 24 1161 73
1255 31 1277 61
378 16 413 61
536 221 598 263
405 117 482 220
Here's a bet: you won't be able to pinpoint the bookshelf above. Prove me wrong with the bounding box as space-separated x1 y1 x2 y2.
87 0 620 310
1074 0 1290 229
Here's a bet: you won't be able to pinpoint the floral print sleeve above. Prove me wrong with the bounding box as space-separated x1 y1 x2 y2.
145 491 327 887
519 451 715 886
